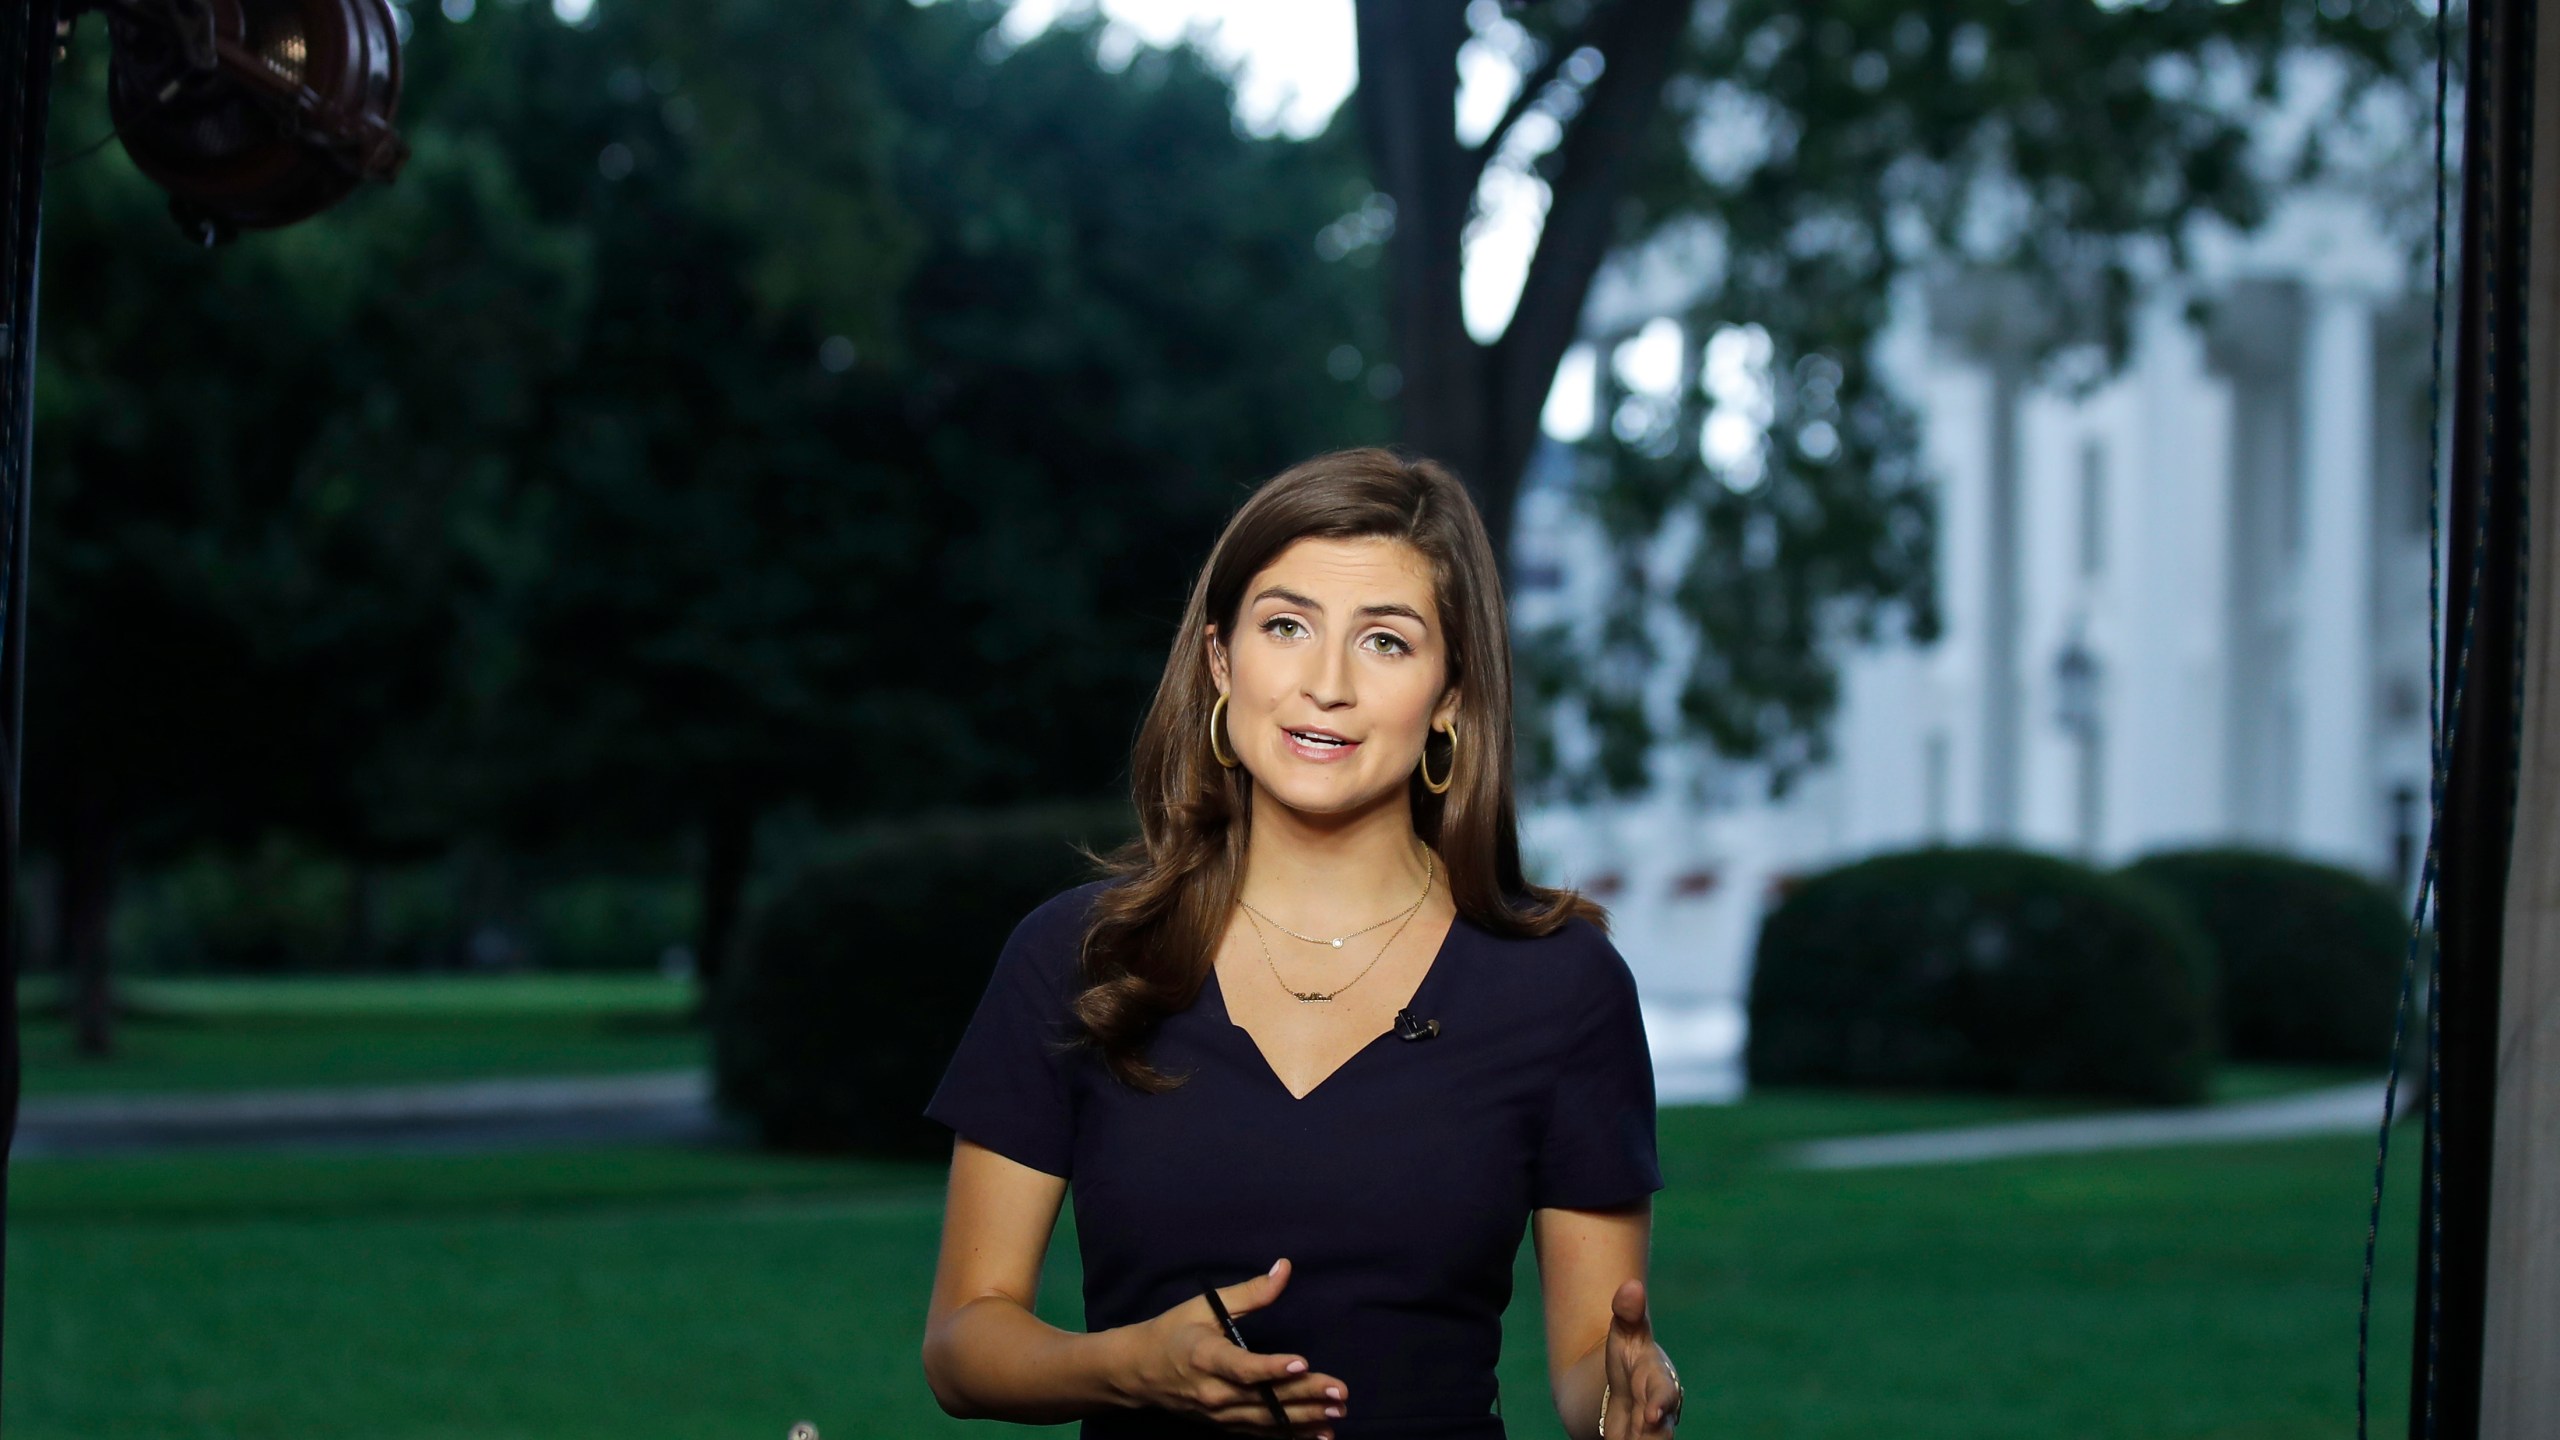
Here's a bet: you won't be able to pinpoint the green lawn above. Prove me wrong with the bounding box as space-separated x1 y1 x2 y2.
5 1090 2422 1440
17 975 701 1096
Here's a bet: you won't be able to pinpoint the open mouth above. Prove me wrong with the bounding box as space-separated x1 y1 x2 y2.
1284 727 1359 754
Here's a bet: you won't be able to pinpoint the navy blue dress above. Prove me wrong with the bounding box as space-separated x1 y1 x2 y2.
923 881 1663 1439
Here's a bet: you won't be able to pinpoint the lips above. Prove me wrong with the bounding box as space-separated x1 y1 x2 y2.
1281 725 1361 762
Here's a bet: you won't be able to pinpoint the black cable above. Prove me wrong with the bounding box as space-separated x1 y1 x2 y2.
45 126 124 172
2355 0 2463 1432
0 0 60 1420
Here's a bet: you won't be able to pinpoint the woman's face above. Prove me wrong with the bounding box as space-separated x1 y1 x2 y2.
1207 535 1459 820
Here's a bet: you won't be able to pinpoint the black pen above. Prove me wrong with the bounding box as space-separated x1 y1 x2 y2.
1200 1279 1294 1429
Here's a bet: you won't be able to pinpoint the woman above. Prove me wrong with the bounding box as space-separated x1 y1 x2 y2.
920 448 1684 1438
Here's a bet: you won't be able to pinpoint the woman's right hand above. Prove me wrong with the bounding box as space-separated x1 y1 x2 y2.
1116 1257 1349 1437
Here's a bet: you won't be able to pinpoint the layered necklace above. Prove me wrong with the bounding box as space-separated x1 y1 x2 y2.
1237 849 1435 1003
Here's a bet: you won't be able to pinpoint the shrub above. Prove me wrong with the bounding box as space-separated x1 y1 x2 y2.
116 839 355 974
525 875 696 972
2120 847 2408 1065
711 804 1126 1155
1745 846 2216 1104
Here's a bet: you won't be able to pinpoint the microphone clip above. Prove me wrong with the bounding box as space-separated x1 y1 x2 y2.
1394 1008 1440 1042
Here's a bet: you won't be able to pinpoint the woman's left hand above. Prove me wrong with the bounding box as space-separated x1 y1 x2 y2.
1599 1278 1683 1436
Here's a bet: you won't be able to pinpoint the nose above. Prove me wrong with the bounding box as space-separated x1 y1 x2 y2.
1305 635 1355 709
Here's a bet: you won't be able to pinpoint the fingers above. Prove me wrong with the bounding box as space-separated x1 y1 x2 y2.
1601 1291 1680 1436
1609 1276 1648 1330
1201 1340 1315 1390
1192 1363 1351 1424
1218 1255 1292 1318
1200 1371 1348 1437
1190 1340 1348 1413
1187 1258 1350 1433
1639 1366 1676 1430
1204 1346 1346 1406
1603 1370 1670 1437
1629 1349 1682 1434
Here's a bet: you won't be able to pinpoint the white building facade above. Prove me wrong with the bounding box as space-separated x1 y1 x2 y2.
1516 183 2443 1102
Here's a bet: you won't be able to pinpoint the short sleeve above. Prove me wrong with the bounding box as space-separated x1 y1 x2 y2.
1530 929 1664 1209
920 891 1090 1179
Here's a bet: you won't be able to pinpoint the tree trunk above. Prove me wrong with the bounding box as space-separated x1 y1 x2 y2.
691 799 755 1016
1353 0 1695 558
1353 2 1496 524
58 787 116 1059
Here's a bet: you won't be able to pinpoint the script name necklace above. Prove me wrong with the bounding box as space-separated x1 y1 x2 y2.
1238 850 1434 1003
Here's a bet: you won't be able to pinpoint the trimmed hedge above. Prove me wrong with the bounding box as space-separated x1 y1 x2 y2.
1745 846 2216 1104
2120 847 2408 1065
711 806 1125 1156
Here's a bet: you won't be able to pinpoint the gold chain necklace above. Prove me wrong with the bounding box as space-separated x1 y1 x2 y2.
1238 850 1434 948
1239 853 1434 1003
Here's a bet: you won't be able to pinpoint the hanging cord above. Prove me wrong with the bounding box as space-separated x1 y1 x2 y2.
45 126 124 172
45 68 191 173
2355 0 2465 1432
0 12 34 660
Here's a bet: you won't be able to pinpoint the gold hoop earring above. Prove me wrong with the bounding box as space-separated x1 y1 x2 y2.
1419 718 1456 795
1209 692 1240 769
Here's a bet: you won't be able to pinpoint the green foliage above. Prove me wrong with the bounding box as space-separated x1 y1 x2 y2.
32 35 589 860
438 0 1388 848
1496 0 2448 793
1745 846 2217 1103
526 875 699 973
2121 847 2410 1065
99 839 693 975
111 839 373 975
711 807 1126 1155
30 0 1384 992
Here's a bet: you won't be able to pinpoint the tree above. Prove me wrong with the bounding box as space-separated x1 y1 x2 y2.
29 34 589 1051
448 0 1386 996
29 0 1390 1031
1349 0 2443 790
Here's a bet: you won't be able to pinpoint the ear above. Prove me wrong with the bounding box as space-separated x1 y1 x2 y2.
1432 687 1462 733
1205 624 1231 695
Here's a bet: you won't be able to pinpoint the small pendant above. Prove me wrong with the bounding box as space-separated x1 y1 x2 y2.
1330 938 1343 948
1295 991 1332 1003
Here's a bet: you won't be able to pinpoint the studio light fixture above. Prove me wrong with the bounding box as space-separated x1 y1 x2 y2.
66 0 408 243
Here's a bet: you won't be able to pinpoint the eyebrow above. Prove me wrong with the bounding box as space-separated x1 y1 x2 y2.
1250 586 1432 629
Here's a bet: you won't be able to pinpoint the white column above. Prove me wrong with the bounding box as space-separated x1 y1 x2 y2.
2124 288 2236 854
2291 288 2380 871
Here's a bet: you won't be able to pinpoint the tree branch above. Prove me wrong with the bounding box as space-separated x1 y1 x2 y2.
1463 21 1585 188
1487 0 1692 494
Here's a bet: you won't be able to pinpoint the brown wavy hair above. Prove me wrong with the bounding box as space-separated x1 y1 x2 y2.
1069 446 1605 1091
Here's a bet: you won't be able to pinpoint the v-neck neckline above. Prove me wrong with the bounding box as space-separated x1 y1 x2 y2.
1206 910 1464 1103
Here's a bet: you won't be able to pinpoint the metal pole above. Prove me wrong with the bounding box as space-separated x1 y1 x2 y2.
2415 0 2537 1434
0 0 60 1418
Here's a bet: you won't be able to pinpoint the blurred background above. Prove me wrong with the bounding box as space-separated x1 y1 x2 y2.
8 0 2460 1436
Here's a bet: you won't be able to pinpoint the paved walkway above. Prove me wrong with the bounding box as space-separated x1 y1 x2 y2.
1783 1079 2397 1171
13 1068 2400 1166
11 1068 730 1158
